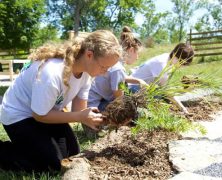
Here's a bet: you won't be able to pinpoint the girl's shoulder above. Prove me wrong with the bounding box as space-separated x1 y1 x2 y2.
108 61 125 73
144 53 169 66
36 58 64 80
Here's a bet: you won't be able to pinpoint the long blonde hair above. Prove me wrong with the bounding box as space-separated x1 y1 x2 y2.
29 30 122 88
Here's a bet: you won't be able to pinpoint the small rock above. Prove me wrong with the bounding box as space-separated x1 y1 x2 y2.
62 157 90 180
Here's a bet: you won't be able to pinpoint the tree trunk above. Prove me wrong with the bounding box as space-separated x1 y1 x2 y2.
74 0 81 37
179 24 183 41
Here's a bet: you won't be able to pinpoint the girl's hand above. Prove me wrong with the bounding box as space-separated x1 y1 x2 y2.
80 107 104 130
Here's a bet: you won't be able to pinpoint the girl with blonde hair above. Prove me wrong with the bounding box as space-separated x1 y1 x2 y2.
88 26 145 111
0 30 122 172
84 26 146 137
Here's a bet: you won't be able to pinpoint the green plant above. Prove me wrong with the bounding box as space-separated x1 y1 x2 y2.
103 56 222 135
131 99 207 135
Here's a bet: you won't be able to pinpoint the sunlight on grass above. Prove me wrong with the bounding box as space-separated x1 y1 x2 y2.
170 60 222 83
0 124 9 141
0 170 61 180
70 123 97 151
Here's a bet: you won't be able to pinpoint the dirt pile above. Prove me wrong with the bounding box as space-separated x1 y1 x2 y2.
84 127 180 180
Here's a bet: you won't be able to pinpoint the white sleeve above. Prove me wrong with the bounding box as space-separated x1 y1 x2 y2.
110 69 126 91
77 76 91 100
31 76 60 116
150 61 163 77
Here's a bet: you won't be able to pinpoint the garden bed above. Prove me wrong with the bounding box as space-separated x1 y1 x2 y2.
64 95 222 180
85 127 180 179
172 95 222 121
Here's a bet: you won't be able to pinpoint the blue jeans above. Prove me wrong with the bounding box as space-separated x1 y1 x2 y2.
98 99 110 111
129 84 140 93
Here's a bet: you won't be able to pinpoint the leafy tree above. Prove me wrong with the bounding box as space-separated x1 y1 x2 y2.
84 0 144 32
170 0 200 41
139 0 169 40
210 5 222 29
46 0 147 36
164 15 177 43
194 16 212 32
153 29 169 44
32 25 60 48
195 0 222 31
0 0 45 51
46 0 95 36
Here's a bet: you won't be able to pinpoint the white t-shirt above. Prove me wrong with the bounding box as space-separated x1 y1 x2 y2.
88 61 126 108
0 58 91 125
130 53 170 84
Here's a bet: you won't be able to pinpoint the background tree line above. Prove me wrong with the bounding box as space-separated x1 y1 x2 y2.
0 0 221 51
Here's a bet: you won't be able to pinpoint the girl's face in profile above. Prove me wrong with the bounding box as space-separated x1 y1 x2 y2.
86 51 119 77
93 56 118 76
125 47 138 65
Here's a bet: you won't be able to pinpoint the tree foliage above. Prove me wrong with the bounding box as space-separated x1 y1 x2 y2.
170 0 200 41
46 0 147 36
195 0 222 31
0 0 45 50
32 25 60 48
139 0 170 43
85 0 143 31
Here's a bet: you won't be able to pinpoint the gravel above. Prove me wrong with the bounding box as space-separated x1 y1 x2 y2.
194 162 222 177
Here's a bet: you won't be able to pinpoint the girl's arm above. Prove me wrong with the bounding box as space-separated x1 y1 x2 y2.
71 96 87 112
112 76 147 98
113 89 124 98
125 76 147 86
32 96 103 130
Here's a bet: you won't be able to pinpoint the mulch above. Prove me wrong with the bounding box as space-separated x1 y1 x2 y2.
81 95 222 180
172 95 222 121
84 127 180 180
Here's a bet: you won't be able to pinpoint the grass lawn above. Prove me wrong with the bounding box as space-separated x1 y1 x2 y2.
0 43 221 179
171 60 222 83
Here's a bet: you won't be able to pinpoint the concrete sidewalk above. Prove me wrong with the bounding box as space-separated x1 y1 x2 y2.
169 90 222 179
169 111 222 180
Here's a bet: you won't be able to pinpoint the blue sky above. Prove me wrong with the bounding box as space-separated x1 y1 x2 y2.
135 0 207 30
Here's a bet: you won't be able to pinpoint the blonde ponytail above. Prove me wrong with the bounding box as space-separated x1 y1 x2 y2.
63 39 83 88
120 26 142 51
28 30 122 91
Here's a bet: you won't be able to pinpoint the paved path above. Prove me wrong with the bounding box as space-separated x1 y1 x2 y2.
169 90 222 179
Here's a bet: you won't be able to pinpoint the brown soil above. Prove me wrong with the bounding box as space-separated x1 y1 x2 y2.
82 95 222 180
172 95 222 121
84 127 180 180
